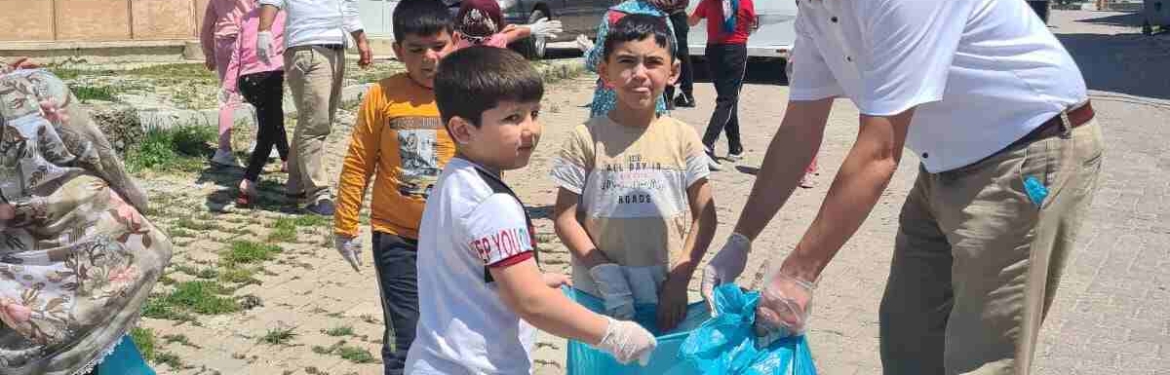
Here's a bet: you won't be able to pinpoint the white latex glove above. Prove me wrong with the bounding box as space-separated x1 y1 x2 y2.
754 271 816 347
257 31 275 65
596 316 658 366
334 235 363 273
589 264 636 320
700 233 751 313
623 266 667 305
575 34 595 53
526 18 563 40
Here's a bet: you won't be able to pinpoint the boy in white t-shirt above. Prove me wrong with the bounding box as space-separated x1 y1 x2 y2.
405 46 658 375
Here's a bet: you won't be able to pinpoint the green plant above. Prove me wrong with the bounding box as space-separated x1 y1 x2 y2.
323 325 355 337
130 327 157 362
336 345 376 363
222 241 283 265
144 281 239 318
260 327 298 345
162 334 200 348
218 267 260 285
73 85 122 103
293 215 332 228
124 125 215 172
155 352 186 369
267 218 299 243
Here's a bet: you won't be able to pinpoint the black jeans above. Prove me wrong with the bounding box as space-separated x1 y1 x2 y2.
664 11 694 101
373 232 419 375
702 43 747 155
237 70 290 183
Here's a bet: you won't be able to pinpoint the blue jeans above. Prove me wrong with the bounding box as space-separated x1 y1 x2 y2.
373 232 419 375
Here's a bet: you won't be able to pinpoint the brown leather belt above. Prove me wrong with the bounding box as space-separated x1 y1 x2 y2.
1007 101 1095 149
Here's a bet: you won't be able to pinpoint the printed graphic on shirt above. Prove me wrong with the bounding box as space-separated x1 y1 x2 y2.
391 117 443 198
470 225 534 266
593 153 689 218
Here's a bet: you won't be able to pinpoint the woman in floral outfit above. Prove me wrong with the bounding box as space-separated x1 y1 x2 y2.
0 60 173 375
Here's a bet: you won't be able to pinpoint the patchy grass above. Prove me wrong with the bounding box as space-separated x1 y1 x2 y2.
163 334 201 349
168 228 196 238
222 240 282 266
130 327 157 362
125 125 215 173
323 325 355 337
145 280 239 319
260 327 298 345
73 84 122 103
312 341 377 364
155 352 186 369
267 218 299 243
293 215 332 228
174 218 218 232
219 267 261 285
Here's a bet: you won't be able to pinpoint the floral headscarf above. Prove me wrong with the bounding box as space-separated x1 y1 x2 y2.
456 0 505 45
0 69 172 375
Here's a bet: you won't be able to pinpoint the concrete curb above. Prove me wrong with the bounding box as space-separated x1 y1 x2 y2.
132 58 586 131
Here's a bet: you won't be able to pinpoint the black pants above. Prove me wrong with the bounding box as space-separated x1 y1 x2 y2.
373 232 419 375
664 11 694 101
702 43 747 155
237 70 290 183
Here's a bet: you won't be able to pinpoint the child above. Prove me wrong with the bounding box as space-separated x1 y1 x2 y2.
406 46 657 374
688 0 756 171
332 0 455 373
582 0 676 119
200 0 251 167
452 0 562 51
552 14 718 332
234 0 289 207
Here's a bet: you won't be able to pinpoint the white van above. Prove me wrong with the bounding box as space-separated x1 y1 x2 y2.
686 0 797 62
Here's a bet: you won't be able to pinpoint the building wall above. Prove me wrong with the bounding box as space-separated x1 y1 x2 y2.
0 0 204 42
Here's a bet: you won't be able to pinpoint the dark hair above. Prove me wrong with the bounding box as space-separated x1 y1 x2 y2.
435 46 544 127
393 0 453 42
456 0 505 39
602 13 674 62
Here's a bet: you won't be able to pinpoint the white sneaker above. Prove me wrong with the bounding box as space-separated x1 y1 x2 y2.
249 143 280 160
211 149 241 168
727 151 745 162
707 154 723 171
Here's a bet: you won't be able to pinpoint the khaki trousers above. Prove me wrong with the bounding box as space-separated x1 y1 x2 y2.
284 45 345 203
880 120 1104 375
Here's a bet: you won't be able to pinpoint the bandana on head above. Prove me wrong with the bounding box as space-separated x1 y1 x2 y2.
457 0 505 42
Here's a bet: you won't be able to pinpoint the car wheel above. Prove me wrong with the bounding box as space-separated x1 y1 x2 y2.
512 8 550 60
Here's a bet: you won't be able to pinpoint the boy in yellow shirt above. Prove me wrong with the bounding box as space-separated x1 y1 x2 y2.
331 0 454 373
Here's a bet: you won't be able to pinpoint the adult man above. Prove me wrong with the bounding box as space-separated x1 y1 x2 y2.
258 0 373 215
701 1 1103 374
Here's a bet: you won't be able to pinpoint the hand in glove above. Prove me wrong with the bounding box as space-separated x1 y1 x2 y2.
575 34 595 53
700 233 751 313
257 31 275 65
526 18 563 40
596 316 658 365
589 264 635 320
754 271 815 346
334 235 363 273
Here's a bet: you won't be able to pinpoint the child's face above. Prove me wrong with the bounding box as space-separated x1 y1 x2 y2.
599 37 680 112
393 31 454 88
451 100 544 171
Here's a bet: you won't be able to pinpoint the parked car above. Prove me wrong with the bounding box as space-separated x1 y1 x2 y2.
443 0 620 59
685 0 796 65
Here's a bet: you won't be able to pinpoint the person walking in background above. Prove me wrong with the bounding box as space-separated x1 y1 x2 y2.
200 0 252 168
689 0 755 171
257 0 373 216
654 0 696 109
234 0 289 207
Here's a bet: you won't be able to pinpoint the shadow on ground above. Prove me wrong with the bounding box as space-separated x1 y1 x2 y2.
1057 32 1170 100
1075 11 1147 27
196 163 296 214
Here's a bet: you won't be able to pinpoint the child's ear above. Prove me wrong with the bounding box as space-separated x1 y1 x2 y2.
392 41 405 61
668 58 681 86
448 116 475 145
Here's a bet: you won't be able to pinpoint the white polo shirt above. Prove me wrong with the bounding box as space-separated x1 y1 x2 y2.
259 0 364 49
788 0 1088 172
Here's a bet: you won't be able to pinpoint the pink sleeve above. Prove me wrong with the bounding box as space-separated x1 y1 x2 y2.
200 0 219 59
486 34 510 49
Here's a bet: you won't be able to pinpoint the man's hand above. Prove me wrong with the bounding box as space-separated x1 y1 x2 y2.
542 273 572 289
656 273 689 332
356 36 373 69
333 235 363 272
700 233 751 312
753 269 815 346
257 31 275 65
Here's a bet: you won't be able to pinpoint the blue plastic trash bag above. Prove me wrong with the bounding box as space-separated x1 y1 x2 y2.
680 284 817 375
97 335 157 375
565 287 712 375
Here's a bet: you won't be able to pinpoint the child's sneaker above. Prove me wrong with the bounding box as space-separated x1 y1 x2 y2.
727 150 745 162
